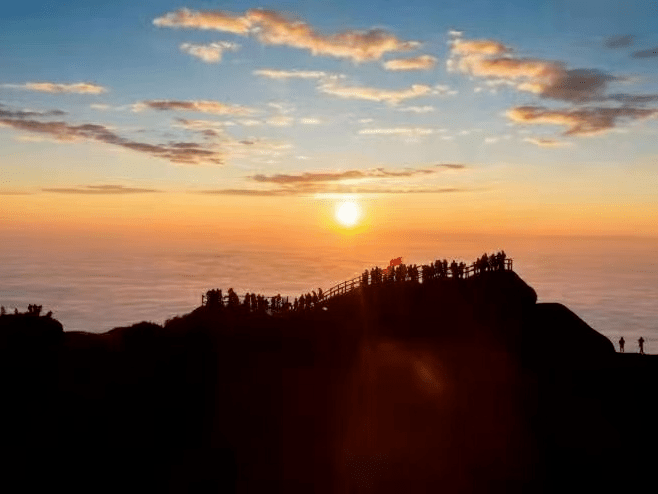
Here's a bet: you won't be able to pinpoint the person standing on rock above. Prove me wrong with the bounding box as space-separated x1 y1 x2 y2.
639 337 645 355
619 337 625 353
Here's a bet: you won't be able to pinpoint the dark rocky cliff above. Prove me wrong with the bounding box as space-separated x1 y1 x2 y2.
0 271 654 493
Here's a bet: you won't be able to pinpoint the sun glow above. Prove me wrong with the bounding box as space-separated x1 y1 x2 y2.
335 201 360 227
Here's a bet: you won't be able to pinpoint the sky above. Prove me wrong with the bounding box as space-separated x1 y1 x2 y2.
2 0 658 252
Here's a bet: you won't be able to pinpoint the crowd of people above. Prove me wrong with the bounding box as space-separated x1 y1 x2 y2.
357 251 509 287
203 252 511 314
203 287 325 314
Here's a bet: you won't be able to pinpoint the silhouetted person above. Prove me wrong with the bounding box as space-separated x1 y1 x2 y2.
639 337 645 355
619 337 625 353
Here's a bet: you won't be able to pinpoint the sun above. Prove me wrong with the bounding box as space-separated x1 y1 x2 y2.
335 201 360 227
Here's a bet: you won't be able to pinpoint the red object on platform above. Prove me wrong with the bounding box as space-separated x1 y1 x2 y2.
390 257 402 267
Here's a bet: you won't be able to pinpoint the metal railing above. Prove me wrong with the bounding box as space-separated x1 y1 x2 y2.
322 258 513 302
201 257 513 309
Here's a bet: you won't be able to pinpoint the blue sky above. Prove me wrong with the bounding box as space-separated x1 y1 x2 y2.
2 1 658 237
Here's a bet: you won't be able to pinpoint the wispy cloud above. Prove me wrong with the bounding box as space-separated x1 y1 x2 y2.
358 127 436 136
0 109 227 165
632 47 658 58
154 8 420 62
153 8 252 34
132 99 254 116
397 105 435 113
0 104 66 119
253 69 336 80
448 36 615 103
251 166 441 185
523 136 572 147
232 164 466 195
299 117 322 124
383 55 437 71
2 82 107 94
180 41 240 63
605 35 635 48
199 185 464 196
319 82 432 105
42 185 161 194
507 106 658 136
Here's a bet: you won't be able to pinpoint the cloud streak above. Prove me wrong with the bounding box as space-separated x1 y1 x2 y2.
154 8 420 62
42 185 161 194
253 69 335 80
319 82 432 104
632 47 658 58
199 186 463 196
383 55 437 71
0 112 226 165
132 99 254 116
3 82 107 94
507 106 658 136
523 136 572 147
180 41 240 63
251 166 441 185
358 127 436 136
605 35 635 48
448 35 615 103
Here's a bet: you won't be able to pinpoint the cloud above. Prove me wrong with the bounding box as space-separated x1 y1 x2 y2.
198 164 466 195
507 105 658 136
299 117 322 124
199 185 463 196
132 99 254 116
448 36 615 102
433 85 457 96
608 93 658 105
451 39 509 56
0 115 226 165
153 8 252 34
0 104 66 119
0 190 32 195
3 82 107 94
358 127 436 136
523 136 572 147
251 167 439 186
154 8 419 62
42 185 161 194
319 82 432 105
632 47 658 58
383 55 437 71
396 105 435 113
180 41 240 63
253 69 332 80
265 115 294 126
605 35 635 48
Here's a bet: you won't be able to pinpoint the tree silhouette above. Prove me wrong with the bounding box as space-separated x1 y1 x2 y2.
227 288 240 310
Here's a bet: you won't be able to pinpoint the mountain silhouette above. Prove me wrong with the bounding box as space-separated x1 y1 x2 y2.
0 268 655 493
